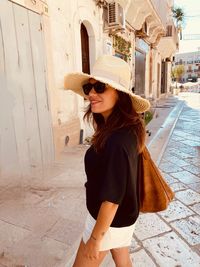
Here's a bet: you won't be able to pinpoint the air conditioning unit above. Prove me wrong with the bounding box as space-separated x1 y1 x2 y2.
108 2 125 30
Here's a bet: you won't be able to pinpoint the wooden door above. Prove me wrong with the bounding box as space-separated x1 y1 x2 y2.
157 63 161 97
81 24 90 74
0 0 54 178
161 61 167 94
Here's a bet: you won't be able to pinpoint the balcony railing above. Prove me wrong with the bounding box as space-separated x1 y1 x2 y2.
164 22 178 47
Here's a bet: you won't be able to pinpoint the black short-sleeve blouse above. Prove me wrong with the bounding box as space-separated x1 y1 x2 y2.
84 127 140 227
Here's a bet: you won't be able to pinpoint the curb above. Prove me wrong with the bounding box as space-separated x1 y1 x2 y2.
147 100 185 165
156 101 185 166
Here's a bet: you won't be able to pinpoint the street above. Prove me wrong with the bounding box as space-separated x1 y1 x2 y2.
0 93 199 267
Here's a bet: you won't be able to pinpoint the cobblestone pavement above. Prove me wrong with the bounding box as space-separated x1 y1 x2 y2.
103 93 200 267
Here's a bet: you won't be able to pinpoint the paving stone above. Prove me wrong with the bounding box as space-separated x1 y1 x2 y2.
182 164 200 176
129 237 141 253
0 220 30 251
184 157 200 167
175 189 200 205
159 200 194 222
163 155 189 167
159 162 183 173
166 147 194 160
173 130 200 142
180 140 200 147
143 232 200 267
9 234 69 267
171 216 200 245
170 182 188 192
134 214 171 240
170 170 199 184
171 135 185 142
160 172 178 184
190 203 200 215
130 249 156 267
175 145 198 157
45 217 85 246
188 182 200 193
0 201 59 235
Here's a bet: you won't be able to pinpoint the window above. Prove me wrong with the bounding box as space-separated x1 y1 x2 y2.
166 25 172 37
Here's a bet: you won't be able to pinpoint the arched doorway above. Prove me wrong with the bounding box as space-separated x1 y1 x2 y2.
81 23 90 74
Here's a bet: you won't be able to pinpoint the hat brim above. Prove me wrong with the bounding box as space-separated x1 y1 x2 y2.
64 72 150 113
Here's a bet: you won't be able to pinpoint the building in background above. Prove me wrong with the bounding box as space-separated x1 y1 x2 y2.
0 0 179 178
174 50 200 82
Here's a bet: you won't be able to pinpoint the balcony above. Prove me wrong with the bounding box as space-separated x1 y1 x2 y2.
157 22 179 58
150 0 169 27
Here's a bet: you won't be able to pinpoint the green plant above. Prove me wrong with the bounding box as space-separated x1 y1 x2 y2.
171 65 185 87
144 111 153 125
172 6 185 40
111 34 132 61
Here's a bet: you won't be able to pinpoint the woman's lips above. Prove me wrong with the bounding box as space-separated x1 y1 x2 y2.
90 100 101 106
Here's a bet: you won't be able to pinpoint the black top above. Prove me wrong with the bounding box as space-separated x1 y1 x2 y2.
84 127 140 228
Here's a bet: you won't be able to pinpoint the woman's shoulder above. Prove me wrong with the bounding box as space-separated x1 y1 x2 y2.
106 127 137 151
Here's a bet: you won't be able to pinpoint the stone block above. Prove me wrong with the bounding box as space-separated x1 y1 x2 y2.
171 171 199 184
183 164 200 176
171 216 200 245
130 249 156 267
159 162 183 173
189 182 200 193
170 182 188 192
143 232 200 267
134 214 171 240
159 200 194 222
175 189 200 205
160 172 178 184
191 203 200 215
129 237 141 253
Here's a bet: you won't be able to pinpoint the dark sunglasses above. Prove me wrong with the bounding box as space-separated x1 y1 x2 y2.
82 81 106 95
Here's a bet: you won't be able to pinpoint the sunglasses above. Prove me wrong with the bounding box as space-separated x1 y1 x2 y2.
82 81 106 95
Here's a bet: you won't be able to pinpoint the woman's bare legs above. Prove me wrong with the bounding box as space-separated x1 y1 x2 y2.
73 239 108 267
111 247 132 267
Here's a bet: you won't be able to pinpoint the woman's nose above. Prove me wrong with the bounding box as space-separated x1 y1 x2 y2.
88 87 96 96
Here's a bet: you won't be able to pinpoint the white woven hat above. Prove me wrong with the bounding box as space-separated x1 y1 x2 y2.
64 55 150 113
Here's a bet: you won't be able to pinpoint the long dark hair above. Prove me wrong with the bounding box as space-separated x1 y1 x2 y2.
84 91 146 153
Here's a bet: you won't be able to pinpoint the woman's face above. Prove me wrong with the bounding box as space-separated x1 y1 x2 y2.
86 78 118 119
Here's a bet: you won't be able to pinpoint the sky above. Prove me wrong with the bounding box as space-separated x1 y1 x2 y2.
174 0 200 53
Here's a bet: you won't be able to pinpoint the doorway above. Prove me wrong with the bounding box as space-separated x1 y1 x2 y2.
135 50 146 97
81 23 90 74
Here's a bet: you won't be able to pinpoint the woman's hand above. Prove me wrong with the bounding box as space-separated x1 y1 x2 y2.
84 236 101 260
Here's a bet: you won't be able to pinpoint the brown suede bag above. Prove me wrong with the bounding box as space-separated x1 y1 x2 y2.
138 146 175 212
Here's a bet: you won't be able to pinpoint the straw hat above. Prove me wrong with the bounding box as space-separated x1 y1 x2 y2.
64 55 150 113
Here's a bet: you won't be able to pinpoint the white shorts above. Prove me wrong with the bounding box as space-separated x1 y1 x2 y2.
82 213 135 251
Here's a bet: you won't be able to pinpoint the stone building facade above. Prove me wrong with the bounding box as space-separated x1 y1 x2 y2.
0 0 179 178
174 50 200 83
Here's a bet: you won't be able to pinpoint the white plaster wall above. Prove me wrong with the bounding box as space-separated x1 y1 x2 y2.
152 49 162 99
145 51 150 98
46 0 106 144
45 0 167 147
167 61 172 93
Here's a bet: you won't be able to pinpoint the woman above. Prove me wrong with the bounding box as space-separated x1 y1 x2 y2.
64 55 150 267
